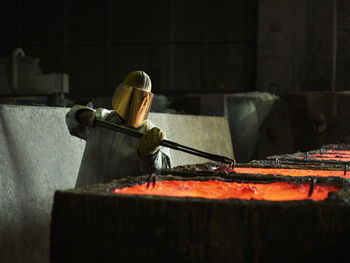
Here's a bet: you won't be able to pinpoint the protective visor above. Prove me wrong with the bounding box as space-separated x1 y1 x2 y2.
112 84 153 127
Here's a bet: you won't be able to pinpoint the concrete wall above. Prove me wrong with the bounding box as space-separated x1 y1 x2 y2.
257 0 337 93
0 105 84 263
172 92 277 162
0 104 233 262
149 112 234 166
336 0 350 90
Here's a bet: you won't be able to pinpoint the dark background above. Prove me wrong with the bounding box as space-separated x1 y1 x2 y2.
0 0 256 100
1 0 350 157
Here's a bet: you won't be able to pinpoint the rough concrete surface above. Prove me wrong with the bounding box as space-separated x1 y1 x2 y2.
0 105 84 263
175 92 277 162
50 176 350 263
257 0 336 93
0 104 233 262
149 112 234 167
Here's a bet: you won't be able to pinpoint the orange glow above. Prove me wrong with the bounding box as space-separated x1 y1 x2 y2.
233 167 347 178
213 166 347 178
300 149 350 161
308 154 350 161
112 180 338 201
325 149 350 155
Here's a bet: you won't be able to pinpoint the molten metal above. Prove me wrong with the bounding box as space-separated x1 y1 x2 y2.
230 167 347 178
303 149 350 161
112 180 338 201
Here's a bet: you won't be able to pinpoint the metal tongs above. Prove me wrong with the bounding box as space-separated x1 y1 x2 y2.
94 119 236 166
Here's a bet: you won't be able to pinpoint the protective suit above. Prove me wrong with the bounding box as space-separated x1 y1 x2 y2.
66 71 172 188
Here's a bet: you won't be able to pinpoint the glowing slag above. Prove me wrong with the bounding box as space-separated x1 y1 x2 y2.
112 180 338 201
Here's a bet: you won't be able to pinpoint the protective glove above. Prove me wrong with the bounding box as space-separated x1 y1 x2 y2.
76 109 95 128
138 127 165 155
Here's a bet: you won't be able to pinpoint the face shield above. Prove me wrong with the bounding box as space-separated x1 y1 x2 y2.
112 84 153 128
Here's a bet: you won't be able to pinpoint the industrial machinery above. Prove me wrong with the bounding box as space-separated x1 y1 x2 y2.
0 48 69 106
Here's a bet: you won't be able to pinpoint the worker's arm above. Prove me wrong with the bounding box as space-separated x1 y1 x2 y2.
66 105 112 140
137 124 172 174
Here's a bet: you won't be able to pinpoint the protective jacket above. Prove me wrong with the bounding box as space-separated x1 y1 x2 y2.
66 105 172 188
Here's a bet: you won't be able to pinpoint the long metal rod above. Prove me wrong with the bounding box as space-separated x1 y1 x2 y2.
94 119 235 165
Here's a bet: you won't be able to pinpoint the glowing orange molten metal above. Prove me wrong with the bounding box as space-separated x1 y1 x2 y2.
112 180 338 201
302 149 350 161
213 166 347 178
233 167 347 178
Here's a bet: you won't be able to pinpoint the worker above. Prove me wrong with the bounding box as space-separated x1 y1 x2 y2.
66 70 172 188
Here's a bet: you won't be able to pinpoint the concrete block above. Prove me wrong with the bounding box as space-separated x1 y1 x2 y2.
177 92 277 162
0 104 233 262
0 104 85 263
148 112 234 167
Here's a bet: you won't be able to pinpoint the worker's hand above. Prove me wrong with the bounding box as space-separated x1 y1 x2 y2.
76 109 95 128
138 127 165 155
